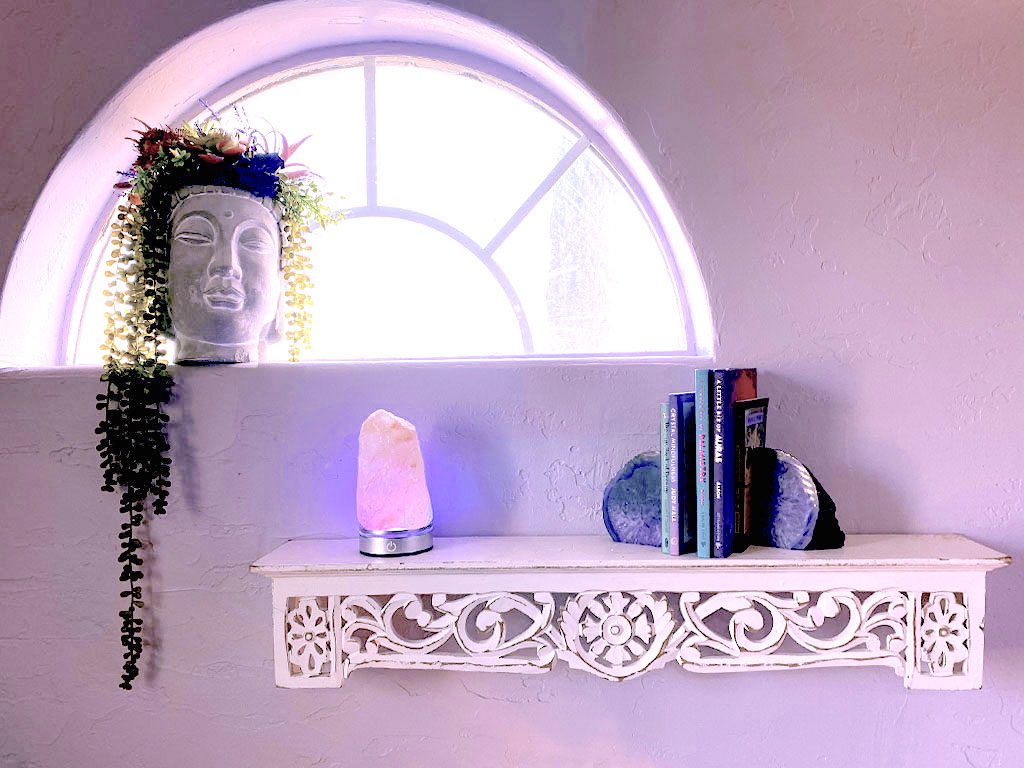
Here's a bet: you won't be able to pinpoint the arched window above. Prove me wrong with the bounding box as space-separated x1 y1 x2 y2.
1 2 712 366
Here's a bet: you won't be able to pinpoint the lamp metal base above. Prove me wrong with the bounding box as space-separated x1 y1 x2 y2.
359 525 433 557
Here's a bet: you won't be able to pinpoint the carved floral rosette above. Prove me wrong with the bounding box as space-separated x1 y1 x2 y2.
917 592 970 677
282 588 974 686
285 597 333 676
559 591 681 680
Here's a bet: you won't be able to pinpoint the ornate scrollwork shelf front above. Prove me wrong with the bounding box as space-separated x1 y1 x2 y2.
251 534 1008 690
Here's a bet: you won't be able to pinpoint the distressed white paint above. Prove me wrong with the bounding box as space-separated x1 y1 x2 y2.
253 535 1007 690
251 534 1010 575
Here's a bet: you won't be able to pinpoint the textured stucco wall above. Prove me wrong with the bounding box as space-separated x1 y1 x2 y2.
2 1 1023 767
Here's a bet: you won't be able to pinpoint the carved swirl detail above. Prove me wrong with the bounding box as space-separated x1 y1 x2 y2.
282 588 969 684
339 592 560 670
677 589 909 668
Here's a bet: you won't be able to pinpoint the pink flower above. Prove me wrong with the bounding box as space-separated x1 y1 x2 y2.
215 136 248 156
198 153 225 164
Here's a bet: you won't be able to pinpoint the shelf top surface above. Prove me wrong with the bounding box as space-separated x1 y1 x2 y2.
251 534 1010 576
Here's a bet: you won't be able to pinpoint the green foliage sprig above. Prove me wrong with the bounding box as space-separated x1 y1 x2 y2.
97 119 338 689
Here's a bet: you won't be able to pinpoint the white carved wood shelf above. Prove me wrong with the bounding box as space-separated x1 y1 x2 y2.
251 534 1009 690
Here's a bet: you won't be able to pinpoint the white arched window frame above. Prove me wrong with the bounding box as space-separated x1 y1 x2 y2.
0 1 712 366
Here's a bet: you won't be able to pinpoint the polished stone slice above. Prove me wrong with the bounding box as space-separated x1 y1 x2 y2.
750 448 845 550
602 452 662 547
357 409 433 533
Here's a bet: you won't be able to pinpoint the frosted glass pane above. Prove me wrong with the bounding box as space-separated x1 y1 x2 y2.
375 62 578 245
229 66 367 209
69 223 112 365
493 148 685 355
266 217 522 361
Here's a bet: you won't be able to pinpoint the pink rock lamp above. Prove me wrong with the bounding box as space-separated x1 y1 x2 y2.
356 409 434 556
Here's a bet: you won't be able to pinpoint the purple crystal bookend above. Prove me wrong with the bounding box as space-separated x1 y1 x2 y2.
602 452 662 547
749 448 845 550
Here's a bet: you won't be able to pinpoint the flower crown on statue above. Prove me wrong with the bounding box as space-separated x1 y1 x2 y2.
109 115 339 365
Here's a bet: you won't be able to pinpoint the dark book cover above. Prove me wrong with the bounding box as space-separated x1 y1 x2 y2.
678 392 697 554
712 368 757 558
667 396 681 555
695 370 712 558
732 397 768 553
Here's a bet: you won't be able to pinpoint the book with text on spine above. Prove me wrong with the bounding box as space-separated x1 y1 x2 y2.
695 370 712 558
665 394 690 555
660 402 670 554
677 392 697 554
712 368 758 558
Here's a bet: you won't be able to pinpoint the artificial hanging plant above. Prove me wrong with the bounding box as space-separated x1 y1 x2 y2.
96 117 339 689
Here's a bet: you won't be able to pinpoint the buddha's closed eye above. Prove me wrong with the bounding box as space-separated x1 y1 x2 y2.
175 230 214 245
239 227 276 252
173 215 215 245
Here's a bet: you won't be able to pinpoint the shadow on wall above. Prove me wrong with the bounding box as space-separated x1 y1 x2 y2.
760 369 909 535
425 413 518 537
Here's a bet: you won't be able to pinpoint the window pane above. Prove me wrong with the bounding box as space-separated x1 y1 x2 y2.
279 216 523 361
229 66 367 209
69 57 695 364
375 62 578 246
70 222 114 365
493 148 686 355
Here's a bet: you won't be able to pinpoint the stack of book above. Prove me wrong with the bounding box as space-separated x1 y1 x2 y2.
660 368 769 557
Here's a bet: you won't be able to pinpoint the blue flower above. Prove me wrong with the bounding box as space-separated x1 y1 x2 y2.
233 153 284 198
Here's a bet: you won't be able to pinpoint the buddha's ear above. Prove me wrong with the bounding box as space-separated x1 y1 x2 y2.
266 286 285 344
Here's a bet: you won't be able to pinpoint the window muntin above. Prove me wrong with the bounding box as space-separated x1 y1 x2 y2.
68 56 693 364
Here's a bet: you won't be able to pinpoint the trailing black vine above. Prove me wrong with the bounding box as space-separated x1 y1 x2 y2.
97 365 172 689
97 119 337 689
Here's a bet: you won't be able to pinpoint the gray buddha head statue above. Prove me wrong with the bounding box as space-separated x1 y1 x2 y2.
167 185 284 364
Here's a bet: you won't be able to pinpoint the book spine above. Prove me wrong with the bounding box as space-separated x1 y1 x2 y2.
695 370 712 558
731 406 748 554
668 395 681 556
734 399 768 552
711 370 726 558
660 402 670 554
680 393 697 554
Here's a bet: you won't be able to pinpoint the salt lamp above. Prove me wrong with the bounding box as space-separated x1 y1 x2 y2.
357 409 433 556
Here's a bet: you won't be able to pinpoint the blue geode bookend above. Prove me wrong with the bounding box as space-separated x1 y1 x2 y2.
603 452 662 547
749 448 845 550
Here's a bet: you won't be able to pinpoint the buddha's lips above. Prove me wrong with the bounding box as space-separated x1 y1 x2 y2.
203 284 244 309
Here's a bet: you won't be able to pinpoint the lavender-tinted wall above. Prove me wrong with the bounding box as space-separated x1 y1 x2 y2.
1 2 1022 766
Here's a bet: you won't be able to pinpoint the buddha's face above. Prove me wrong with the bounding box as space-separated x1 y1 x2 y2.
167 190 282 354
